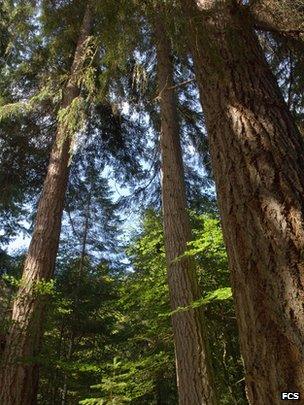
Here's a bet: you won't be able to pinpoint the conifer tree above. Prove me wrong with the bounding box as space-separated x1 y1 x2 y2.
0 3 93 403
153 11 216 404
248 0 304 42
1 0 304 403
183 0 304 401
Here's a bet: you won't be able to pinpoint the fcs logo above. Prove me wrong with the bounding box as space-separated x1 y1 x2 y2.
281 392 300 400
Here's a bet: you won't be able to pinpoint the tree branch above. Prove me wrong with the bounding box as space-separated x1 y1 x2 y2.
248 0 304 41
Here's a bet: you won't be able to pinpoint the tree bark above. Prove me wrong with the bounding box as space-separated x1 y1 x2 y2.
154 17 216 405
0 5 92 404
185 0 304 403
248 0 304 41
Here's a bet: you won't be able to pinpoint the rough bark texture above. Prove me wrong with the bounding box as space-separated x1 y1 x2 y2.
154 17 216 405
186 0 304 403
248 0 304 41
0 5 92 404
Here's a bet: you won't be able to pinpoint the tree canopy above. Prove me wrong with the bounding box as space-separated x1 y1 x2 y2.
1 0 304 404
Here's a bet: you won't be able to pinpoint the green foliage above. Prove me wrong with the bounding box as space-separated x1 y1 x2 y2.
57 96 87 140
32 278 56 297
2 273 21 288
0 84 57 121
79 209 245 404
203 286 232 302
38 259 120 404
163 287 232 318
3 272 56 297
2 1 301 403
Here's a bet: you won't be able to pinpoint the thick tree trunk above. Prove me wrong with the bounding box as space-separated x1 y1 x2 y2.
186 0 304 403
0 5 92 404
154 18 216 405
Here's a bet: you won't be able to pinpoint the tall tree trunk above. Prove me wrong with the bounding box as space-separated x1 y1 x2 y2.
60 191 91 404
185 0 304 402
0 5 92 404
61 333 74 405
154 18 216 405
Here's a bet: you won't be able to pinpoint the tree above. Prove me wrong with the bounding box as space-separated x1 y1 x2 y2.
153 13 216 405
78 206 247 404
0 3 93 403
183 0 304 402
56 154 121 404
0 1 54 246
248 0 304 42
37 258 119 405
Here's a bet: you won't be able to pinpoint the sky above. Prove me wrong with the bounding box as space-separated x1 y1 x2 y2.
6 175 139 256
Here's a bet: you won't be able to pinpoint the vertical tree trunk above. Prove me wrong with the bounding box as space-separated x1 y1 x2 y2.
61 334 74 405
154 18 216 405
50 322 65 404
0 5 92 404
60 191 91 403
185 0 304 402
